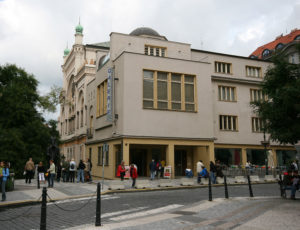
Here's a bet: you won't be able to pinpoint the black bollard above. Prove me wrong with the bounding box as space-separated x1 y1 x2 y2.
247 175 254 197
40 187 47 230
95 182 101 226
37 173 40 189
224 175 229 199
208 176 212 201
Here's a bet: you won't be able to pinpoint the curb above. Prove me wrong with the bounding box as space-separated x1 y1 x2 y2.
0 181 277 208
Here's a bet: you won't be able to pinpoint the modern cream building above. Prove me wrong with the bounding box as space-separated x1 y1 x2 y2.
59 26 296 178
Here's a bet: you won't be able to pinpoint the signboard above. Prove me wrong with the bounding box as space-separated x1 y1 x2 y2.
107 68 113 122
164 166 172 178
124 165 130 179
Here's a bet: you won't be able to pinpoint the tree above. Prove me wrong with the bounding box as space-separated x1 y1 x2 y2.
252 45 300 144
0 64 59 177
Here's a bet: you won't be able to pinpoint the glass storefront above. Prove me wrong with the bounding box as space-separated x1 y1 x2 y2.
246 149 266 166
215 148 241 166
276 150 297 167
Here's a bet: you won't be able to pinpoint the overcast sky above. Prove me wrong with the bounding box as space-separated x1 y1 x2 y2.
1 0 300 119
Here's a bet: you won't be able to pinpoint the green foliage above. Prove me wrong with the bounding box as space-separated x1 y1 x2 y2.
252 45 300 144
38 85 62 113
0 64 59 178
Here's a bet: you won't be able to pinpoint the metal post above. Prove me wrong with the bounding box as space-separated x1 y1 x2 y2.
95 182 101 226
208 176 212 201
224 175 229 199
37 172 40 189
40 187 47 230
247 175 254 197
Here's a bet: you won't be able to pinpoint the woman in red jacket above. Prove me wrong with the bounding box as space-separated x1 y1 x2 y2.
130 163 138 188
117 161 126 181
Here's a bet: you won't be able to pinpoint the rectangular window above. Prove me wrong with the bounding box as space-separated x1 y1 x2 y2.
97 80 108 117
145 45 166 57
250 89 267 102
246 66 261 78
143 70 196 112
218 86 236 101
219 115 238 131
252 117 264 132
98 146 102 166
105 146 109 166
215 61 232 74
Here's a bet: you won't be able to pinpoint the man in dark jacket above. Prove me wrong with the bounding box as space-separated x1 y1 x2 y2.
77 160 86 183
209 161 217 184
149 160 156 180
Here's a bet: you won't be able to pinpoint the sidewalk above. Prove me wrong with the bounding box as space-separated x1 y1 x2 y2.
66 196 300 230
0 177 276 207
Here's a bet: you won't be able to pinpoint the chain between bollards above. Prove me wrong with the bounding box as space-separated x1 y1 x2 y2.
224 175 229 199
247 175 254 197
40 187 47 230
208 176 212 201
95 182 101 226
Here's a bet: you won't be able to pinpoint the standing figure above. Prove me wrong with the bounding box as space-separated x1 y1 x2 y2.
37 162 46 184
196 160 204 184
77 160 86 183
160 159 166 178
47 160 56 188
56 162 62 182
1 162 9 201
62 160 70 182
69 159 76 183
86 158 92 182
209 161 217 184
149 159 156 180
215 160 224 178
24 157 35 184
130 163 138 188
117 161 126 181
156 160 162 179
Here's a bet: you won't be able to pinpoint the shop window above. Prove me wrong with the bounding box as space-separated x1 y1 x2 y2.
246 149 266 166
214 148 241 166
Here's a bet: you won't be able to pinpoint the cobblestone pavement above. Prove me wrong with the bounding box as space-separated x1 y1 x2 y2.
1 183 298 230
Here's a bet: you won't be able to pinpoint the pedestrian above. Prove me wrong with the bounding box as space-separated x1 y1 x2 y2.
62 160 69 182
37 162 46 184
290 160 298 172
69 158 76 183
197 160 204 183
117 160 126 181
1 161 9 201
130 163 138 188
215 160 224 177
209 161 217 184
77 160 85 183
160 159 165 178
199 166 209 183
149 159 156 180
156 160 162 179
47 160 55 188
87 158 92 181
56 162 62 182
24 157 35 184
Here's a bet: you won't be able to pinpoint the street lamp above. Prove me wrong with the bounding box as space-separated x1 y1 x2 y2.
261 132 270 175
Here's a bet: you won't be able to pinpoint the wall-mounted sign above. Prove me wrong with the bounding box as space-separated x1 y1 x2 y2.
107 68 113 122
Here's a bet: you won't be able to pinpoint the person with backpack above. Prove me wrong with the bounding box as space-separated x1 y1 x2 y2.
1 161 9 201
77 160 86 183
130 163 138 188
69 158 76 183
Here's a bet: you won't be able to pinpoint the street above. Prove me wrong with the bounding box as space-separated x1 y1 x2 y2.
0 183 285 230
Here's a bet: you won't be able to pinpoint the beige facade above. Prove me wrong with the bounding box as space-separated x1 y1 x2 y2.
59 26 296 179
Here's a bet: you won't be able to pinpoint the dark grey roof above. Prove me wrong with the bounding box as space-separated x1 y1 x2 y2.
129 27 160 37
89 41 110 48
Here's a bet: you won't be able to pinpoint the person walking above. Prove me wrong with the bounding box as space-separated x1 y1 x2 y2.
47 160 55 188
117 160 126 181
160 159 165 178
149 159 156 180
130 163 138 188
197 160 204 184
24 157 35 184
156 160 162 179
1 162 9 201
69 159 76 183
37 162 46 184
77 160 85 183
209 161 217 184
62 160 69 182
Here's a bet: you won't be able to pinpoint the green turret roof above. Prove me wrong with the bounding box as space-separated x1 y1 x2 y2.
64 47 70 56
75 22 83 34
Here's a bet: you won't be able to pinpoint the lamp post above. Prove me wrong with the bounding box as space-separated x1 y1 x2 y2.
261 132 270 175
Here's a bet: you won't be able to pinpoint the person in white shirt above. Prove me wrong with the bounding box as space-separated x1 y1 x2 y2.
69 159 76 183
197 160 204 184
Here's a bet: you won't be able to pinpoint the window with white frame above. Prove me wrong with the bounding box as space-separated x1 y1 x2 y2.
143 70 196 112
246 66 261 78
215 61 232 74
252 117 264 132
219 115 238 131
250 89 267 102
218 86 236 101
145 45 166 57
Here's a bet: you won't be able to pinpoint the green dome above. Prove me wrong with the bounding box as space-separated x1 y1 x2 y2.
64 47 70 56
75 23 83 34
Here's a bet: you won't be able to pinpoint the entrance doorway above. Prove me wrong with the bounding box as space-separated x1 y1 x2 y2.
130 148 147 176
175 149 187 176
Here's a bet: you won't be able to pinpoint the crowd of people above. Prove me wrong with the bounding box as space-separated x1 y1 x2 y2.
196 160 223 184
23 157 93 189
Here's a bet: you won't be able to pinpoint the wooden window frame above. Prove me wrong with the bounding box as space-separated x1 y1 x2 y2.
215 61 232 74
246 65 262 78
96 80 108 118
218 85 237 102
219 115 238 131
251 117 264 133
250 88 267 102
